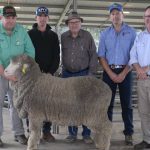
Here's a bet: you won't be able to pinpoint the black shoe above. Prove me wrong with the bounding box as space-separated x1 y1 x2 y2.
134 141 150 150
125 135 133 145
0 138 3 147
14 134 28 145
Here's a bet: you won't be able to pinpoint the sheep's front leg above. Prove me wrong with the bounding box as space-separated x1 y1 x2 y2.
27 119 42 150
27 129 40 150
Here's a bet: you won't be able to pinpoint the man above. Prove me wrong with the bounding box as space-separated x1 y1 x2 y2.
28 6 60 142
130 6 150 150
0 5 35 147
61 11 98 143
98 3 136 145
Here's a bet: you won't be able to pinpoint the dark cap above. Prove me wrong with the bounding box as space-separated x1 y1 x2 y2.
65 11 83 25
36 6 49 16
109 3 123 13
3 5 17 17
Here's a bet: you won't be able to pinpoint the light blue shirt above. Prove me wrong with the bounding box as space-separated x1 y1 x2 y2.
98 23 136 65
129 30 150 74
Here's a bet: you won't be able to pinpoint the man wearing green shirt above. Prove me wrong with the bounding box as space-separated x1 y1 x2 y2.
0 5 35 147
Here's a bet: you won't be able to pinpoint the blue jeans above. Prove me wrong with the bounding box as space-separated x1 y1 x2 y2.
62 69 91 137
103 69 134 135
42 122 52 133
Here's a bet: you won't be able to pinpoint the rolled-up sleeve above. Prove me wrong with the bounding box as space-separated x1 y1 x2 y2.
129 36 138 66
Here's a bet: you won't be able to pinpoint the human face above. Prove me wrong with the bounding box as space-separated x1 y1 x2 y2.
144 8 150 32
68 19 81 34
2 16 16 31
36 14 49 28
110 9 124 25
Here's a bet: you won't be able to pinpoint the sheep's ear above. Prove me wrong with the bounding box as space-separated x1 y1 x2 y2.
22 64 29 74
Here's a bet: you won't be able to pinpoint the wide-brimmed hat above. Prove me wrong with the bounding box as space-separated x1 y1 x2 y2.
109 3 123 13
65 11 83 25
3 5 17 17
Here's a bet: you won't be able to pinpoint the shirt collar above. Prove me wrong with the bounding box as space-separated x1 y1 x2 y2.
144 29 150 34
111 22 126 31
67 29 83 38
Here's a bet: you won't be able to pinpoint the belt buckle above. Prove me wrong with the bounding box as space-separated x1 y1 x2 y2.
116 65 120 69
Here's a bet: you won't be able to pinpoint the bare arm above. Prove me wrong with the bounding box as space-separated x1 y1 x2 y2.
98 57 118 82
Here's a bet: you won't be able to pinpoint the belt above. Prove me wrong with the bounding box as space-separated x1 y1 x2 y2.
110 64 126 69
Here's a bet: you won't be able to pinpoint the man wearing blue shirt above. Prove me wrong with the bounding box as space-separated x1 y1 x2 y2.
130 6 150 150
98 3 136 145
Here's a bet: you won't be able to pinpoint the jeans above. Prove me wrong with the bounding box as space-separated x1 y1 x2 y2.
62 69 91 137
103 69 134 135
42 121 52 133
0 76 24 137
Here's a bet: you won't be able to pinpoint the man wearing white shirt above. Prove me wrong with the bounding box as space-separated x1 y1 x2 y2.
130 5 150 150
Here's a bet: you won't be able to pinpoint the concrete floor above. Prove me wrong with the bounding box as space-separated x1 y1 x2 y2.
0 106 148 150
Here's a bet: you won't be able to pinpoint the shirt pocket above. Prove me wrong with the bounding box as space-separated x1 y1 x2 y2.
15 40 24 52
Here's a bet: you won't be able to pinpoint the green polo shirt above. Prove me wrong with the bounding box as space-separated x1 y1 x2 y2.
0 22 35 68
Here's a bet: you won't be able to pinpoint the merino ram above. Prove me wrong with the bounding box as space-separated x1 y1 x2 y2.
4 54 112 150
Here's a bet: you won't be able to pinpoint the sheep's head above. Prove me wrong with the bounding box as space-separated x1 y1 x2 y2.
4 54 35 81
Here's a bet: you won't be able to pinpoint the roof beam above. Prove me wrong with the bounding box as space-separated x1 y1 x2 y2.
16 18 144 26
18 22 143 30
0 2 146 13
86 0 150 3
0 2 64 8
72 6 145 12
56 0 73 28
16 11 143 19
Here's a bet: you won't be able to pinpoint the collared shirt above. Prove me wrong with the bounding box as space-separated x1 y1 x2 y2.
61 29 98 73
0 22 35 68
129 29 150 75
98 23 136 65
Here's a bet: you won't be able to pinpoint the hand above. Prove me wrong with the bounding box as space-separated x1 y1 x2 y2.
109 71 126 83
116 72 126 83
136 67 148 80
4 75 17 81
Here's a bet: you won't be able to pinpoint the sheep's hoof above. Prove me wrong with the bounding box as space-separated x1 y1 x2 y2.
27 147 38 150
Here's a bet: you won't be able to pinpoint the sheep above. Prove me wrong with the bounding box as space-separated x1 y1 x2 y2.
4 54 112 150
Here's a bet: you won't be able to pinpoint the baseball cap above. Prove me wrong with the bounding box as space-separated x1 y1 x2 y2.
3 5 17 17
109 3 123 13
36 6 49 16
65 11 83 25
